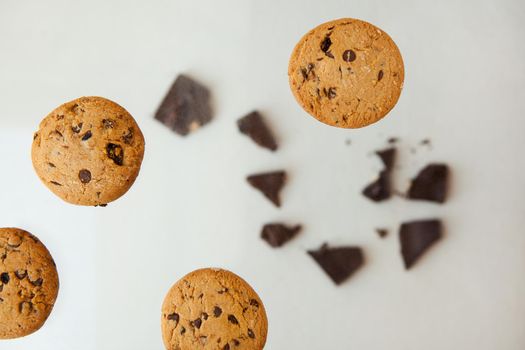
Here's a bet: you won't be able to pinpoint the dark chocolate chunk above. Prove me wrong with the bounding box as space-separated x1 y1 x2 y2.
0 273 9 284
102 119 115 129
228 315 239 325
78 169 92 184
249 299 259 308
308 243 364 285
167 313 179 325
246 171 286 207
247 329 255 339
122 128 134 145
237 111 278 152
106 143 124 166
30 278 43 286
180 326 186 335
213 306 222 317
399 219 442 269
192 318 202 329
376 228 388 238
202 312 208 320
15 270 27 279
342 49 356 62
223 345 230 350
232 339 240 346
362 170 391 202
376 147 396 170
71 123 83 133
261 223 302 248
320 36 332 52
326 87 337 99
377 70 384 81
155 74 213 136
407 164 449 203
81 130 92 141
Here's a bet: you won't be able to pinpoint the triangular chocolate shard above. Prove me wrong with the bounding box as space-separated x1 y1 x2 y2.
237 111 278 151
154 74 213 136
261 223 302 247
399 219 442 269
307 243 364 285
246 171 286 207
375 228 388 238
407 164 449 203
376 147 396 170
362 170 391 202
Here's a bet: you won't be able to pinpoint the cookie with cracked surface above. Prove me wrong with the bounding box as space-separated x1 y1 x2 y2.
288 18 404 128
0 228 59 339
31 96 145 206
161 268 268 350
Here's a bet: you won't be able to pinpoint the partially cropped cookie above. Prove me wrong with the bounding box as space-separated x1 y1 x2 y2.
32 96 145 206
161 268 268 350
289 18 404 128
0 228 59 339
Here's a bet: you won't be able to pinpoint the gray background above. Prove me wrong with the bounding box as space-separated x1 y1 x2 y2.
0 0 524 349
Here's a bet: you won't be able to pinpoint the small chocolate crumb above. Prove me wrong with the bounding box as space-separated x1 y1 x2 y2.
81 130 92 141
342 49 356 62
420 138 431 146
106 143 124 166
377 70 384 81
214 306 222 317
400 219 442 269
232 339 240 346
387 137 399 144
246 171 286 207
79 169 92 184
0 273 9 284
180 326 186 335
362 170 391 202
261 223 302 248
202 312 208 320
223 345 230 350
376 228 388 238
237 111 278 151
122 128 134 145
228 315 239 325
249 299 259 308
308 243 364 285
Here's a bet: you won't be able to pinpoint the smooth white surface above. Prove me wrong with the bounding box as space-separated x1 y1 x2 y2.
0 0 524 349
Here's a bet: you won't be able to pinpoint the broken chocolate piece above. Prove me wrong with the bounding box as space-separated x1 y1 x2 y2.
106 143 124 166
81 130 92 141
237 111 278 151
213 306 222 317
407 164 449 203
308 243 364 285
261 223 301 247
0 273 9 284
227 315 239 325
246 171 286 207
191 318 202 329
376 228 388 238
377 70 384 81
155 74 213 136
400 219 442 269
362 170 390 202
376 147 396 170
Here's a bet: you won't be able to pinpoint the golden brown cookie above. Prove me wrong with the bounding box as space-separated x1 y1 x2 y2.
161 268 268 350
0 228 59 339
288 18 404 128
31 96 145 206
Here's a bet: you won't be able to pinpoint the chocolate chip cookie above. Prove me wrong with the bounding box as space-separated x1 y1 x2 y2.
31 96 145 206
288 18 404 128
0 228 59 339
161 268 268 350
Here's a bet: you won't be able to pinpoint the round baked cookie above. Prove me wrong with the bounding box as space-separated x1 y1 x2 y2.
31 96 145 206
0 228 59 339
161 268 268 350
288 18 404 128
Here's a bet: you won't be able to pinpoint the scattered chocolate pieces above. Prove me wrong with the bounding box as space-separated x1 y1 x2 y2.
155 74 213 136
247 171 286 207
237 111 278 151
307 243 364 285
407 164 449 203
362 170 390 202
399 219 442 269
375 228 388 238
261 223 302 247
376 147 396 170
